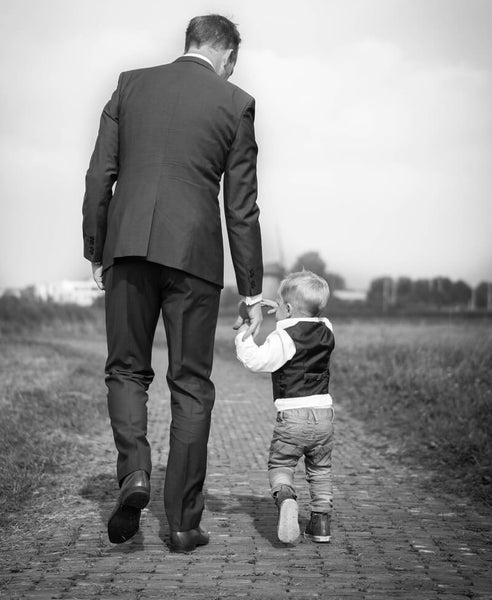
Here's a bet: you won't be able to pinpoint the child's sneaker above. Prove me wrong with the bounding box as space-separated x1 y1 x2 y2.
305 512 331 542
275 486 300 544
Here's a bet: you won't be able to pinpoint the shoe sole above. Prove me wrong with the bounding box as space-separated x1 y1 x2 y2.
169 538 209 553
304 532 331 543
169 531 210 553
108 505 142 544
107 489 150 544
121 489 150 510
277 499 300 544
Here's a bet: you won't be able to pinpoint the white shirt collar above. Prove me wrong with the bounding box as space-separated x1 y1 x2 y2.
276 317 333 332
183 53 215 71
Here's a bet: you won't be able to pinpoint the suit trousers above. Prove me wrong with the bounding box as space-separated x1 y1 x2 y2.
104 258 221 531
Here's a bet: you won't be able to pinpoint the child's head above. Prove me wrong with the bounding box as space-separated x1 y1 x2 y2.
276 271 330 320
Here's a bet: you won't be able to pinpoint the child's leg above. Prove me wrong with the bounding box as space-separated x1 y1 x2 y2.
268 411 304 497
304 408 335 514
268 410 305 543
303 408 334 542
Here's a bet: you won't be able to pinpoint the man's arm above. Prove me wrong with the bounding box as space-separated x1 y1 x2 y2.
224 98 263 338
82 74 122 266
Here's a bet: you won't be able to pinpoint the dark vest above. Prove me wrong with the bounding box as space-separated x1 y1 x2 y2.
272 321 335 400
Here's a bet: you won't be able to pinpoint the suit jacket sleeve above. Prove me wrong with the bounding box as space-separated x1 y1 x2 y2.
82 73 121 263
223 99 263 297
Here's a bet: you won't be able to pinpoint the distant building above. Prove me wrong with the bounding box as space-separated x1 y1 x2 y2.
33 280 103 306
332 289 367 303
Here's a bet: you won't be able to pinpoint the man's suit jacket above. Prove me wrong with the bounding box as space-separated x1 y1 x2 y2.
82 56 263 296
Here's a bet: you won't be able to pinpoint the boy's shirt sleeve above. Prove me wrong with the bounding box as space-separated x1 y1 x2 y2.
235 328 296 373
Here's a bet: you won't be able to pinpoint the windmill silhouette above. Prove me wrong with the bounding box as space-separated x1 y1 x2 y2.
262 224 286 300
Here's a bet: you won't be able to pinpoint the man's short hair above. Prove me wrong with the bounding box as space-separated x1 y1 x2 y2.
279 271 330 317
185 14 241 62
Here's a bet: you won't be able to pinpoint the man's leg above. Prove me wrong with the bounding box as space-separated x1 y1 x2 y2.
160 267 220 534
105 259 162 483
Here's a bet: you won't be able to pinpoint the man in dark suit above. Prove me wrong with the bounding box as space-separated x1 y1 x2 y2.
82 14 263 552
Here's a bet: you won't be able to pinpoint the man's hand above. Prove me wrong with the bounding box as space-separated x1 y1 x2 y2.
232 301 263 340
232 301 249 330
92 262 105 291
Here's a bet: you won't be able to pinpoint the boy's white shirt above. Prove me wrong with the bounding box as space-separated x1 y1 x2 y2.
235 317 334 410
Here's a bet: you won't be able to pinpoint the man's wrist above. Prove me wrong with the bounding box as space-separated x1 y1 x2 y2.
243 294 262 306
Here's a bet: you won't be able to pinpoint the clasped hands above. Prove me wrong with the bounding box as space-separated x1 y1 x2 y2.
232 298 278 340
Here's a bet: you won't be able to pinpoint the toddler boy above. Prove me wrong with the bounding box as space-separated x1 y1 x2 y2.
235 271 335 544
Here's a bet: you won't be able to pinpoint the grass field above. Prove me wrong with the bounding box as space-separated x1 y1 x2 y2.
330 317 492 505
1 312 491 531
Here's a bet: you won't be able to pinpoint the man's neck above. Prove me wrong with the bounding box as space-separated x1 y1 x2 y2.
183 51 215 71
184 46 217 71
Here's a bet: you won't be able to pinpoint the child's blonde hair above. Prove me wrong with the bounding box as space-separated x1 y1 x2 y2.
279 271 330 317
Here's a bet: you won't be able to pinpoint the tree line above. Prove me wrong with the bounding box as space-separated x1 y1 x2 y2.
272 251 492 313
367 276 492 312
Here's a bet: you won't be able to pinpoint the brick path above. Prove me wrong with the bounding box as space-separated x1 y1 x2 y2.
2 331 492 599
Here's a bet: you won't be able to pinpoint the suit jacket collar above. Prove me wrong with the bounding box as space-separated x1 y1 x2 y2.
175 55 216 73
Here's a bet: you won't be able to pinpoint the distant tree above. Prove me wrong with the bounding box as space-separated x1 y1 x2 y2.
412 279 431 305
290 251 345 291
1 288 18 298
475 282 489 309
430 277 453 306
449 280 472 307
291 251 327 277
395 277 412 305
20 285 37 301
367 277 387 309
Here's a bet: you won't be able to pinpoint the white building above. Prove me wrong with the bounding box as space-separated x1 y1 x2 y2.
33 280 103 306
332 289 367 303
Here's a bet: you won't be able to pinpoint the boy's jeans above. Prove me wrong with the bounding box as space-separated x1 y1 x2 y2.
268 407 334 514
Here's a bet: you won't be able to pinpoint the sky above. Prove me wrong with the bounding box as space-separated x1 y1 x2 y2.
1 0 491 291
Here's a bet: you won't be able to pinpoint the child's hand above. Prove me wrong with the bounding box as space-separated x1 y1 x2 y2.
261 298 278 315
236 322 249 342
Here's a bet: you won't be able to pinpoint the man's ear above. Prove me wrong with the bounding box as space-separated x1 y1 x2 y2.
223 48 234 64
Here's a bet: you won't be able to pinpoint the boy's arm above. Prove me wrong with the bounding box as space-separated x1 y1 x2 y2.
235 327 295 372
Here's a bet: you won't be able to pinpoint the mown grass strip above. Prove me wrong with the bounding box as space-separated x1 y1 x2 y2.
0 338 107 525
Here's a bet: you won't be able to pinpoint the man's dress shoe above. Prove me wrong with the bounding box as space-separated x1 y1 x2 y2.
169 527 210 553
107 470 150 544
